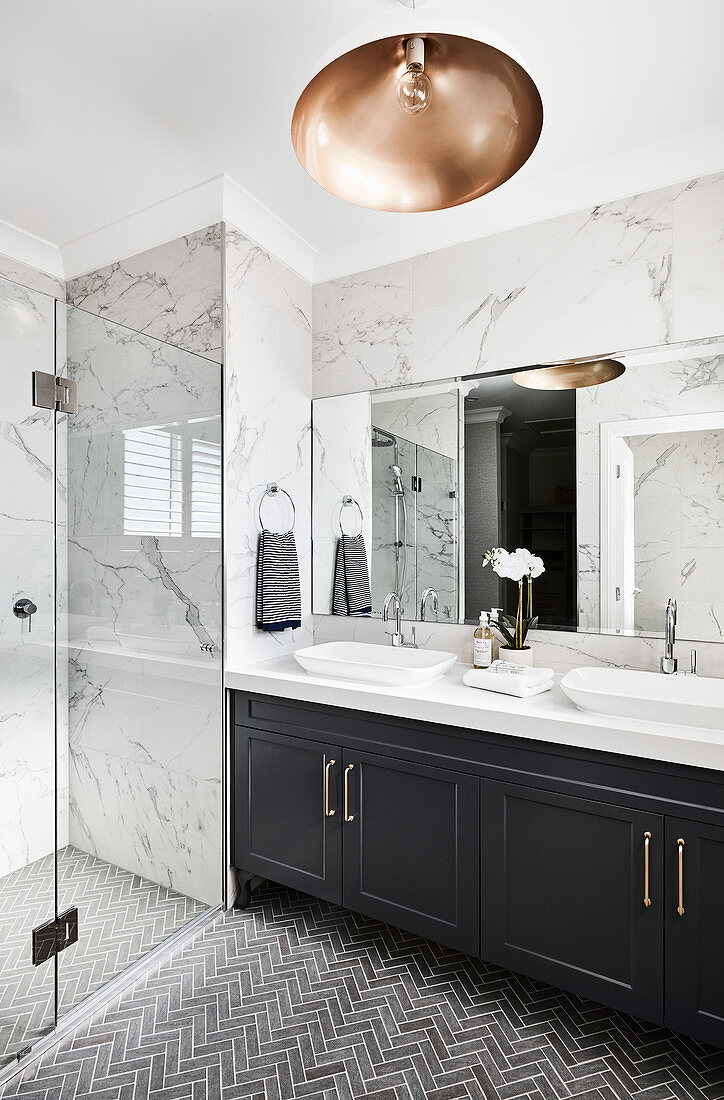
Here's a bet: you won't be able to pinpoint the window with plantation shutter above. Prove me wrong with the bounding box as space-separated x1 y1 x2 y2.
191 436 222 537
123 427 183 536
123 419 221 539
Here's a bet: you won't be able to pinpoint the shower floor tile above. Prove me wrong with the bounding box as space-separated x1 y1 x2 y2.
4 881 724 1100
0 846 206 1067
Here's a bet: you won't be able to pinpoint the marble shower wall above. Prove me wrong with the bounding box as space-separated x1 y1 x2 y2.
0 274 67 878
312 169 724 670
0 253 64 300
66 225 223 362
224 224 313 666
372 390 459 459
64 305 222 904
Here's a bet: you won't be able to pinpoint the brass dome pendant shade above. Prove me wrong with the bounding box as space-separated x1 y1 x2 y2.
512 359 626 391
291 33 543 213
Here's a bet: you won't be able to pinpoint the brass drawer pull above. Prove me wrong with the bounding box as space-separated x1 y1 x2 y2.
324 759 336 817
643 831 652 908
344 764 355 822
677 838 685 916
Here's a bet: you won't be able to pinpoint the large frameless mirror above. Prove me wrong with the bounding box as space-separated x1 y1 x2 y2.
312 336 724 644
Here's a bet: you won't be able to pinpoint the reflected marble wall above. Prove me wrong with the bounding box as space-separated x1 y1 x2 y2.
372 390 459 459
0 275 66 878
312 393 372 617
64 306 222 904
576 354 724 635
66 225 223 362
224 224 313 664
628 428 724 641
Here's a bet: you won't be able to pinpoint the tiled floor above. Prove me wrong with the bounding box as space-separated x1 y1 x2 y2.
0 846 207 1067
4 881 724 1100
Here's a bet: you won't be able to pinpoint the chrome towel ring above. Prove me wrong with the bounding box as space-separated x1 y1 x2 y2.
258 483 296 532
339 495 364 537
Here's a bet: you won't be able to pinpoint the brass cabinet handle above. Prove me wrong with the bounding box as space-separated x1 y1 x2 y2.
677 838 685 916
324 759 336 817
643 831 652 908
344 764 355 822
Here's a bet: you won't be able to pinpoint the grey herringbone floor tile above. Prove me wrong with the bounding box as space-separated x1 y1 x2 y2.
1 846 206 1066
3 883 724 1100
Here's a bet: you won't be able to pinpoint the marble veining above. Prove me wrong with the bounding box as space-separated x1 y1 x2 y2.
66 225 223 362
224 223 313 666
0 276 66 879
576 353 724 636
63 303 222 904
0 259 64 301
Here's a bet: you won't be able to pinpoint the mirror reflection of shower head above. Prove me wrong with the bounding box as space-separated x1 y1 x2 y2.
389 464 405 496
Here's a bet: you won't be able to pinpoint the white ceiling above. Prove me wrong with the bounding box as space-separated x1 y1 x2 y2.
2 0 724 282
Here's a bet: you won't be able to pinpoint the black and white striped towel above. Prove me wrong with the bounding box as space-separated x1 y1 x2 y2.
256 530 302 631
333 533 372 616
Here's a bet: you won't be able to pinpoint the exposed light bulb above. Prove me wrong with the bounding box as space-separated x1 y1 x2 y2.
396 37 431 116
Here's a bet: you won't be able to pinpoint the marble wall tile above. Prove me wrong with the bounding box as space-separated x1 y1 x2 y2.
413 185 673 313
312 613 724 679
224 223 313 666
64 305 222 904
0 256 64 300
672 172 724 252
311 170 724 673
372 389 459 459
313 261 412 398
672 241 724 342
413 259 671 382
0 277 64 878
312 393 371 616
66 225 223 362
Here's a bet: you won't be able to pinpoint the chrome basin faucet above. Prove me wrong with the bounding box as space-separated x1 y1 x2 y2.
383 591 416 648
420 587 438 621
661 597 678 675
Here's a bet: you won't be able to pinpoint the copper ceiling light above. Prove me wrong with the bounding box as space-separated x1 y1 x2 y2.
512 359 626 391
291 32 543 213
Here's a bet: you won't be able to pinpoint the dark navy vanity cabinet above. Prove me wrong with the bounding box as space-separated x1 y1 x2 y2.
232 690 724 1047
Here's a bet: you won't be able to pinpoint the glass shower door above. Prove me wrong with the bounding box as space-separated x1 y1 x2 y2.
54 304 222 1026
0 276 58 1066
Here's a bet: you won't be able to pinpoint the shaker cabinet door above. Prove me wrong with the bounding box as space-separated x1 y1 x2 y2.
233 727 342 904
664 817 724 1047
481 781 664 1023
341 750 480 953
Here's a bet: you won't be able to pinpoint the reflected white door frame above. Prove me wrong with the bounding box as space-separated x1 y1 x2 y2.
600 409 724 633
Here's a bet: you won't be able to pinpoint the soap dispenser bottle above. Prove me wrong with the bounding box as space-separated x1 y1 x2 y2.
473 612 493 669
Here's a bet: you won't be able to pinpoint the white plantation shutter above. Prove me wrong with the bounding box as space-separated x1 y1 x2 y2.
191 437 222 537
123 420 221 538
123 427 183 536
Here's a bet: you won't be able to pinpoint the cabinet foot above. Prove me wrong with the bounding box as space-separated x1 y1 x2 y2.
233 869 255 910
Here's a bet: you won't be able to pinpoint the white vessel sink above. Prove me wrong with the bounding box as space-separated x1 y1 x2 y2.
560 667 724 731
293 641 456 687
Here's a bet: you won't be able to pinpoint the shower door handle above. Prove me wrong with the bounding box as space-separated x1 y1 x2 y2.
13 597 38 632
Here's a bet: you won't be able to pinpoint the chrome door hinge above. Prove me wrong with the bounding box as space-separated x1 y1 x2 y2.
32 370 78 414
32 907 79 966
411 475 423 493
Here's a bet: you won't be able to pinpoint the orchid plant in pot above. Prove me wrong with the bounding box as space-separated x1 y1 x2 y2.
483 547 545 666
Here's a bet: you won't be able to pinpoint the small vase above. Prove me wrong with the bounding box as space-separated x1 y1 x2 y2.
499 646 534 668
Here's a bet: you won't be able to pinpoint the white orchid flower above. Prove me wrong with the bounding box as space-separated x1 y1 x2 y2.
515 548 545 578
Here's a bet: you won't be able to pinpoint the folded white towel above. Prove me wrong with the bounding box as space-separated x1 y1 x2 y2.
487 659 553 684
463 667 554 698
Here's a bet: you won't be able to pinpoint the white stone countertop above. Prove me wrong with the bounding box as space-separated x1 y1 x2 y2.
225 654 724 773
